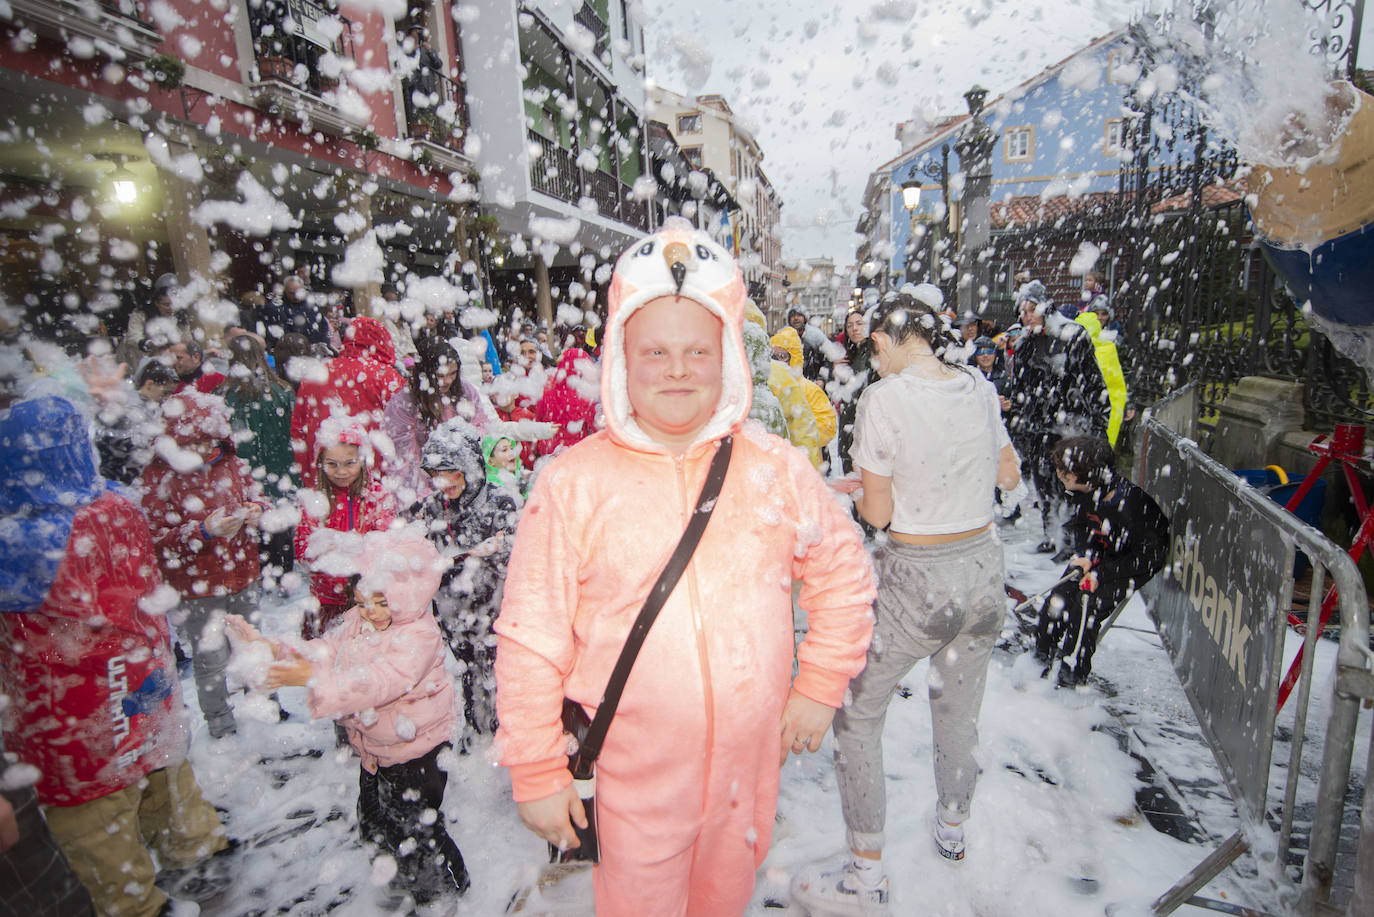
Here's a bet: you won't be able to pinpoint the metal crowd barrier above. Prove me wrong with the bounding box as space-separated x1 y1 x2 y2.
1137 386 1373 916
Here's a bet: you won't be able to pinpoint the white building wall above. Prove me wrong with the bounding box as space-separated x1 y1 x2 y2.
461 0 650 256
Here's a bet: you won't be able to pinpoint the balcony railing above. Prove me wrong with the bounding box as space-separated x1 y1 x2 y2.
573 2 609 60
405 72 469 152
98 0 154 27
527 130 648 231
528 129 580 201
10 0 161 58
250 0 356 99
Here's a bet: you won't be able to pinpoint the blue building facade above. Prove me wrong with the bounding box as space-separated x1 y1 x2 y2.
867 31 1141 302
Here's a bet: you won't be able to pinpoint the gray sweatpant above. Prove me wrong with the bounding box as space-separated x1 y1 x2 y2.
175 588 257 738
833 528 1005 853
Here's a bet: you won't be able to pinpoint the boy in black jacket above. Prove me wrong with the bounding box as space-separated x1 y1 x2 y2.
1036 436 1170 686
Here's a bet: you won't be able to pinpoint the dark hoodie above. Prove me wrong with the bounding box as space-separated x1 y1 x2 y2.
410 419 519 605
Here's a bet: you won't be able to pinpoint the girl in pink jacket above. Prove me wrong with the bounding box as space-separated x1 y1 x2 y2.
494 219 876 916
229 527 467 906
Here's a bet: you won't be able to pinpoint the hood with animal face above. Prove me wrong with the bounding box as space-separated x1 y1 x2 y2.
601 217 751 453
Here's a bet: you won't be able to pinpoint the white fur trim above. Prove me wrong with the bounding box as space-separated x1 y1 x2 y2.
603 282 751 454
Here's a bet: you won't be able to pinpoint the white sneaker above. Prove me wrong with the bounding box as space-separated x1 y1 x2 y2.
790 861 890 916
933 816 965 861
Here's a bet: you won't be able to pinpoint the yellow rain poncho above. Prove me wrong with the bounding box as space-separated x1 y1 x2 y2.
769 327 838 448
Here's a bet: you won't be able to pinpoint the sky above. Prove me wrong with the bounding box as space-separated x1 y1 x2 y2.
640 0 1374 268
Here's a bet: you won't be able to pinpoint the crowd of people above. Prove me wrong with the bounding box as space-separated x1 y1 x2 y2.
0 226 1168 916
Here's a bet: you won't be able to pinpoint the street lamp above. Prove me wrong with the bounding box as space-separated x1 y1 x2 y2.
900 179 922 283
900 180 921 212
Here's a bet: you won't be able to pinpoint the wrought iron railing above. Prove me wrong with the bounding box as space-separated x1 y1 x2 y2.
526 129 647 230
527 129 580 201
250 0 356 99
622 197 649 232
98 0 156 28
1119 197 1374 434
573 1 609 60
405 72 469 151
585 167 619 217
1302 0 1366 80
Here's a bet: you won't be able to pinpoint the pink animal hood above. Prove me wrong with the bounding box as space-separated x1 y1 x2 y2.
601 216 753 453
337 525 445 620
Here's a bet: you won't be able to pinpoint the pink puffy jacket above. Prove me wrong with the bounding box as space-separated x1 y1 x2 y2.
301 528 456 773
494 221 876 885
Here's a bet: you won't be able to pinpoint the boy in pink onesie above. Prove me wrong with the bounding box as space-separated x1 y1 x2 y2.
493 218 877 916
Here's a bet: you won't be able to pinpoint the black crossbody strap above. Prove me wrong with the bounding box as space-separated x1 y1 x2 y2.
573 435 733 768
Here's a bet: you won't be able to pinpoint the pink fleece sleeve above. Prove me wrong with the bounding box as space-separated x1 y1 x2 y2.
786 448 877 707
306 622 440 721
493 469 580 803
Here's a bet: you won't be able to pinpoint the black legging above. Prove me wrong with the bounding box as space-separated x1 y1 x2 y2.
1035 572 1130 682
1017 431 1062 542
357 742 468 903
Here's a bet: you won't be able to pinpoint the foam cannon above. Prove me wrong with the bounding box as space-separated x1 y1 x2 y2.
1245 82 1374 335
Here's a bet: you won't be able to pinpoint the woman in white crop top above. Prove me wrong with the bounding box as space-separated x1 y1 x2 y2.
792 289 1024 910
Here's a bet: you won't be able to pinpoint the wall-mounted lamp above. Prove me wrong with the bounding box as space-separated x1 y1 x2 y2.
900 179 922 212
112 164 138 204
94 153 140 205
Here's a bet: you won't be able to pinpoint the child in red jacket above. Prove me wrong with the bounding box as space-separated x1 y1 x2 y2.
141 390 270 739
3 396 229 917
294 420 396 638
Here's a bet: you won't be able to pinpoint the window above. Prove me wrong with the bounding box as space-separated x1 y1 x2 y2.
1104 118 1124 155
677 113 702 133
1004 126 1033 162
1106 49 1134 83
988 261 1017 302
683 146 702 168
620 0 630 40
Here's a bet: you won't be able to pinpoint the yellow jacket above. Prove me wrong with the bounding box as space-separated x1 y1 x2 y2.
1074 311 1127 446
770 326 838 451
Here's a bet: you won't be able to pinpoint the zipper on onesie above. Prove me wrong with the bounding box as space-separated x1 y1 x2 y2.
677 450 716 812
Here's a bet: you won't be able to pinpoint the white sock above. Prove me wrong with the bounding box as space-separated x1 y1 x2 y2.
848 855 884 888
935 817 964 840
